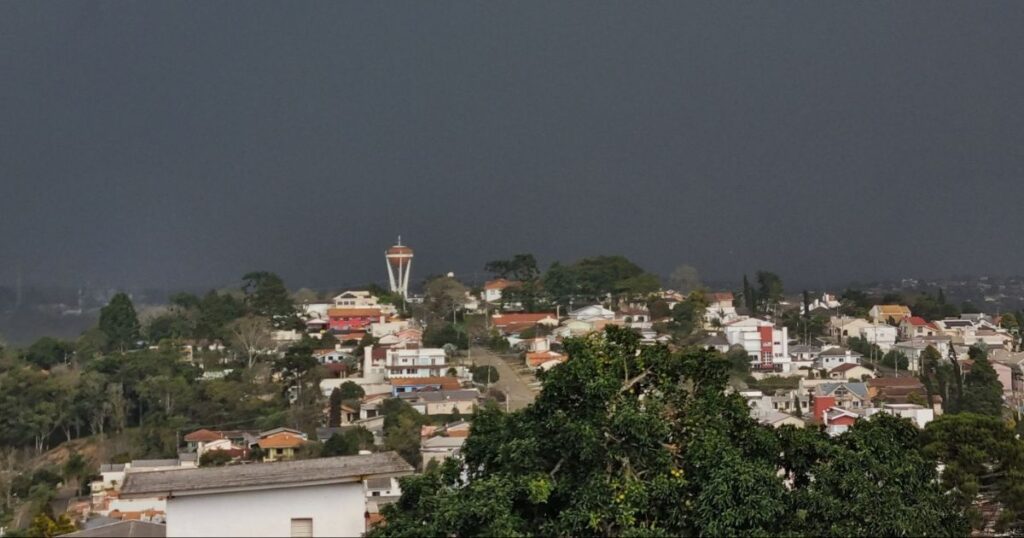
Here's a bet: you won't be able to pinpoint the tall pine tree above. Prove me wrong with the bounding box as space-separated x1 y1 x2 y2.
98 292 140 351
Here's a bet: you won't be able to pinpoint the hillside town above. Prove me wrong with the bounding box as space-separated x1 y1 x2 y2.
2 241 1023 537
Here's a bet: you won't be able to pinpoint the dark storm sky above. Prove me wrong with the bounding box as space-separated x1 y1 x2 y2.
3 2 1024 291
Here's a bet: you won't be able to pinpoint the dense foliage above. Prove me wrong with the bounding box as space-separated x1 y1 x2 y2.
373 327 967 537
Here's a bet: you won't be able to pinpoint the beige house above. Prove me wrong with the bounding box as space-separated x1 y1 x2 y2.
868 305 912 324
397 390 480 416
828 363 874 381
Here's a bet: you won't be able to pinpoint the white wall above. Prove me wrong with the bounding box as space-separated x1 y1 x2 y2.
167 482 366 538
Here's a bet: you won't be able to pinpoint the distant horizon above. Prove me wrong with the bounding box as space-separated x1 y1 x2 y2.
3 266 1023 300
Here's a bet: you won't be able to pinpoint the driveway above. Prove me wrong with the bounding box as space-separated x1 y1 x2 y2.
467 346 538 411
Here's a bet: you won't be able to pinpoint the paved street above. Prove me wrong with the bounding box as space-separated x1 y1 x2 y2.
467 346 539 411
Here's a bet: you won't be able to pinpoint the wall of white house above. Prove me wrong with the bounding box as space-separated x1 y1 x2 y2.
166 482 366 538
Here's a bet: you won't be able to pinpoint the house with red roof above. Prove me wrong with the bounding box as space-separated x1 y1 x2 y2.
900 316 939 339
828 363 874 381
491 313 559 335
328 308 384 334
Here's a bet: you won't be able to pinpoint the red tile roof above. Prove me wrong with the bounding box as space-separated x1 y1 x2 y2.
390 376 462 390
484 279 521 291
328 308 382 317
184 429 224 443
526 351 564 367
257 432 306 449
707 292 734 303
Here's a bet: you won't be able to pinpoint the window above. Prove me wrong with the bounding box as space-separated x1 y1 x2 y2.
291 518 313 538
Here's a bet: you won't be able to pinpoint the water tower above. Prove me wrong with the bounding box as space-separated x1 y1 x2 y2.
385 236 414 298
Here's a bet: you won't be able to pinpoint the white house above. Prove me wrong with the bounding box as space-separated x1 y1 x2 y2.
120 453 413 538
816 347 863 370
567 305 615 322
421 436 466 468
704 292 739 326
480 279 520 303
863 403 934 429
722 318 790 371
333 291 397 316
802 292 841 314
829 316 873 341
892 338 951 372
363 346 458 380
858 324 897 352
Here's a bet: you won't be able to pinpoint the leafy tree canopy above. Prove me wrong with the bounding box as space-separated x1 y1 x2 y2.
23 337 73 369
242 271 297 328
373 327 967 537
485 254 541 282
323 427 375 457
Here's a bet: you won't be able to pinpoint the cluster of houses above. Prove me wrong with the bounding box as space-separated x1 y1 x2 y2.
694 293 1023 435
62 283 1024 537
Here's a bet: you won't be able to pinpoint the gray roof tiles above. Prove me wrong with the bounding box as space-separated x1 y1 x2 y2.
130 459 180 468
397 390 480 403
121 452 412 498
65 521 166 537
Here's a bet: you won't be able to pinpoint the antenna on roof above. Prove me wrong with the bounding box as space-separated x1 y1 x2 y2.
396 235 402 246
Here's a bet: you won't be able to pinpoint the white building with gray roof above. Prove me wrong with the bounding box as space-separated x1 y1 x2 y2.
120 452 412 538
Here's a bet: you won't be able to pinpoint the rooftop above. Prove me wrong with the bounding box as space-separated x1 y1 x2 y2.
65 521 166 538
121 452 412 498
183 428 224 443
398 389 480 403
131 459 181 468
328 308 382 317
819 347 862 357
390 376 462 390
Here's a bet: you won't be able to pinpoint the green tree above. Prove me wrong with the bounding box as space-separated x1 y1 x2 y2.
272 341 319 392
242 271 297 328
669 265 702 294
920 345 961 413
337 380 365 401
742 274 756 313
27 512 77 538
724 345 752 374
23 337 73 369
922 413 1024 531
485 254 540 281
61 451 92 495
381 399 427 468
542 256 658 304
999 312 1019 331
471 365 500 385
98 293 140 351
423 277 469 322
328 388 344 428
670 289 708 339
755 271 783 314
323 427 375 457
961 346 1004 417
199 450 233 467
373 327 966 537
423 322 468 349
880 349 909 370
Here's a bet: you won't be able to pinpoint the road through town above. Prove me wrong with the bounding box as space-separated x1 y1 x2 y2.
467 346 538 411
